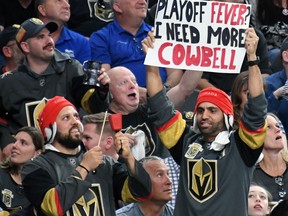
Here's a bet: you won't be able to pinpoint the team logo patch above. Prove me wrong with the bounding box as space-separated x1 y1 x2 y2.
66 184 103 216
185 143 203 159
187 158 217 203
68 157 77 166
123 123 156 156
30 18 44 25
2 189 13 207
87 0 114 22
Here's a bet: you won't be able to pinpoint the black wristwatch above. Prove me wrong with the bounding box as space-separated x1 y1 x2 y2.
247 56 260 67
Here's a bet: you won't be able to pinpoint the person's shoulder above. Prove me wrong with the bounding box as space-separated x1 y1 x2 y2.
141 21 152 33
142 21 152 29
116 203 137 216
90 21 114 38
54 49 74 61
103 154 118 164
64 27 89 41
163 203 174 216
0 71 15 80
265 69 286 82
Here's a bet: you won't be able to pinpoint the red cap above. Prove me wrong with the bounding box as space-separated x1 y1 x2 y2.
38 96 75 142
194 87 233 116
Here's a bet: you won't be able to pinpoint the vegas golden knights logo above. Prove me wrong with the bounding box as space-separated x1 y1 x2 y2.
123 123 156 157
66 184 104 216
188 158 217 203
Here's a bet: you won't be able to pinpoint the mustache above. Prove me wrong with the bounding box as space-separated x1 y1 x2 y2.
69 125 81 134
43 43 54 50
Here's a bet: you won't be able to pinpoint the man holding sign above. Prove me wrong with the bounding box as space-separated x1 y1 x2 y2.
143 28 267 215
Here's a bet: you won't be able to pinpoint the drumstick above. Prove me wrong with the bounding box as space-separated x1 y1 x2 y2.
97 110 108 146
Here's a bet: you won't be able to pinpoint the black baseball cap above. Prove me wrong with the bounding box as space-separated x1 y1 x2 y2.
281 36 288 53
16 18 58 44
0 25 19 56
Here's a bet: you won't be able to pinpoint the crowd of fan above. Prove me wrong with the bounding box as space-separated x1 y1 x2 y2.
1 0 288 215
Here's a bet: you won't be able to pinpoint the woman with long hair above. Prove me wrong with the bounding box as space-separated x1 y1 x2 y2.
253 113 288 202
0 126 44 215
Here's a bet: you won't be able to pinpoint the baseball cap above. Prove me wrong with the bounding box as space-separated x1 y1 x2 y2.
0 25 20 56
16 18 58 44
281 36 288 53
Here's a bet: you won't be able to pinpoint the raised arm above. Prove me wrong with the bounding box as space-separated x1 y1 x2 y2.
238 28 267 160
142 31 202 108
114 131 152 202
245 28 264 98
114 132 136 175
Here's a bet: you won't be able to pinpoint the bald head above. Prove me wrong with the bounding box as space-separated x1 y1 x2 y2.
107 67 140 114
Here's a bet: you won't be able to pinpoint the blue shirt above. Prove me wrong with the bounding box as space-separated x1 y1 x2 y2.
265 69 288 133
56 26 91 64
89 19 167 87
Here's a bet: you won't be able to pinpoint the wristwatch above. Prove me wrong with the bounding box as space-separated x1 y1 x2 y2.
247 56 260 67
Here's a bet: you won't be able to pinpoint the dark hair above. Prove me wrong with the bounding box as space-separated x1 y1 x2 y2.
16 126 44 151
1 126 44 174
231 71 248 129
250 182 273 204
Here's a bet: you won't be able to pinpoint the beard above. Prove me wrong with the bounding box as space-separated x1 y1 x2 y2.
55 127 82 150
198 120 226 141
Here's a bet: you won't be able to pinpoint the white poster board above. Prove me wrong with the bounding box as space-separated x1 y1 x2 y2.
144 0 251 73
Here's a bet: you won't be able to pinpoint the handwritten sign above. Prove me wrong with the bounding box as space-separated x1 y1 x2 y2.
144 0 251 73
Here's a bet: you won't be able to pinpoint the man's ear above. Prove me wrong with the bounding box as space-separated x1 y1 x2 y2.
20 41 29 53
105 136 114 150
112 2 122 14
282 50 288 62
37 5 47 17
2 46 13 58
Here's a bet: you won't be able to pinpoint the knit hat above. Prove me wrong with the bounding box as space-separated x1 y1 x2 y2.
38 96 76 144
16 18 58 44
193 87 234 132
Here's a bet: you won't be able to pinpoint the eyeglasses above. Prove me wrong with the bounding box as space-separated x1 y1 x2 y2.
275 176 287 199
